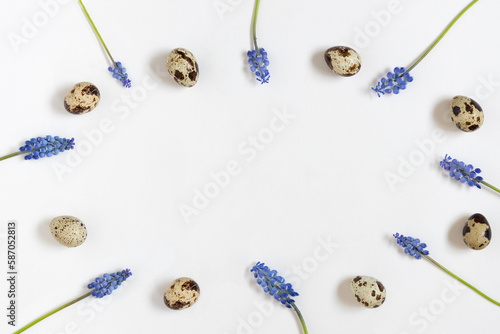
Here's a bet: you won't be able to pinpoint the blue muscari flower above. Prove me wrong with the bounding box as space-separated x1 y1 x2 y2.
14 268 133 333
247 49 270 84
393 232 500 307
88 269 133 298
79 0 132 88
393 233 429 259
108 62 131 88
371 0 478 97
18 136 75 161
251 261 298 308
250 262 308 333
371 67 413 97
248 0 270 84
440 154 483 188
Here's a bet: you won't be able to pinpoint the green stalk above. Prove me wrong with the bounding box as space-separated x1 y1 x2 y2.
406 0 478 73
423 254 500 307
12 292 92 334
252 0 261 53
479 180 500 194
78 0 116 65
0 151 24 162
290 302 308 334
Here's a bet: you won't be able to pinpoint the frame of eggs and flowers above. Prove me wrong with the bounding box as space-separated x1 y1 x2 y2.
4 0 500 333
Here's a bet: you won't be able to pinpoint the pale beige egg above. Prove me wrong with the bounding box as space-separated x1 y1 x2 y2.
50 216 87 247
324 46 361 76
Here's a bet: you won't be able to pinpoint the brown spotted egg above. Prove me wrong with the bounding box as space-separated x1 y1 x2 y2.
350 275 386 308
49 216 87 247
166 48 199 87
449 96 484 132
324 46 361 76
64 82 100 115
164 277 200 310
463 213 491 250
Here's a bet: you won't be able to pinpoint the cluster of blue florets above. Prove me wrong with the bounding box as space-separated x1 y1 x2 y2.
440 154 483 188
88 269 132 298
372 67 413 97
108 62 131 88
251 262 298 308
247 48 270 84
19 136 75 160
394 233 429 259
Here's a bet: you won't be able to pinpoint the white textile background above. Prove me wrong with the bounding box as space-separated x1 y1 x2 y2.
1 0 500 333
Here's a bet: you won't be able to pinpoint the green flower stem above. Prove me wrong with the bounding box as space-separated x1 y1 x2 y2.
479 180 500 194
290 302 308 334
0 151 25 162
252 0 261 53
12 292 92 334
78 0 116 65
406 0 478 73
423 254 500 307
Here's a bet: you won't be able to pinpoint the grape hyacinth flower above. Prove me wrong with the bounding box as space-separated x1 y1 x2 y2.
372 0 478 97
371 67 413 97
247 0 270 84
0 136 74 162
87 269 133 298
440 154 500 194
251 262 308 334
108 61 131 88
78 0 131 88
394 233 500 307
13 269 132 333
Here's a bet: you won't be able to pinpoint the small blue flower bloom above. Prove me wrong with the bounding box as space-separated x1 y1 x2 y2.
108 62 131 88
251 262 298 308
247 49 270 84
393 233 429 259
372 67 413 97
440 154 483 188
19 136 74 160
88 269 132 298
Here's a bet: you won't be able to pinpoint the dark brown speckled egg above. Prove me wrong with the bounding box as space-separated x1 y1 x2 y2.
166 48 199 87
164 277 200 310
463 213 491 250
64 82 100 115
350 275 386 308
449 96 484 132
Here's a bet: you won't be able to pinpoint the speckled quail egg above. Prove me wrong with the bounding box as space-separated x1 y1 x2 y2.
164 277 200 310
166 48 199 87
49 216 87 247
324 46 361 76
64 82 100 115
350 275 386 308
463 213 491 250
449 95 484 132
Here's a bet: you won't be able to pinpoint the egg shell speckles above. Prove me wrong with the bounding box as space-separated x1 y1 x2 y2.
64 82 100 115
166 48 199 87
449 96 484 132
324 46 361 77
350 276 386 308
463 213 491 250
164 277 200 310
49 216 87 247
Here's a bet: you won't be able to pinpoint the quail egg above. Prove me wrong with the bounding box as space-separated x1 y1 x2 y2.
164 277 200 310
